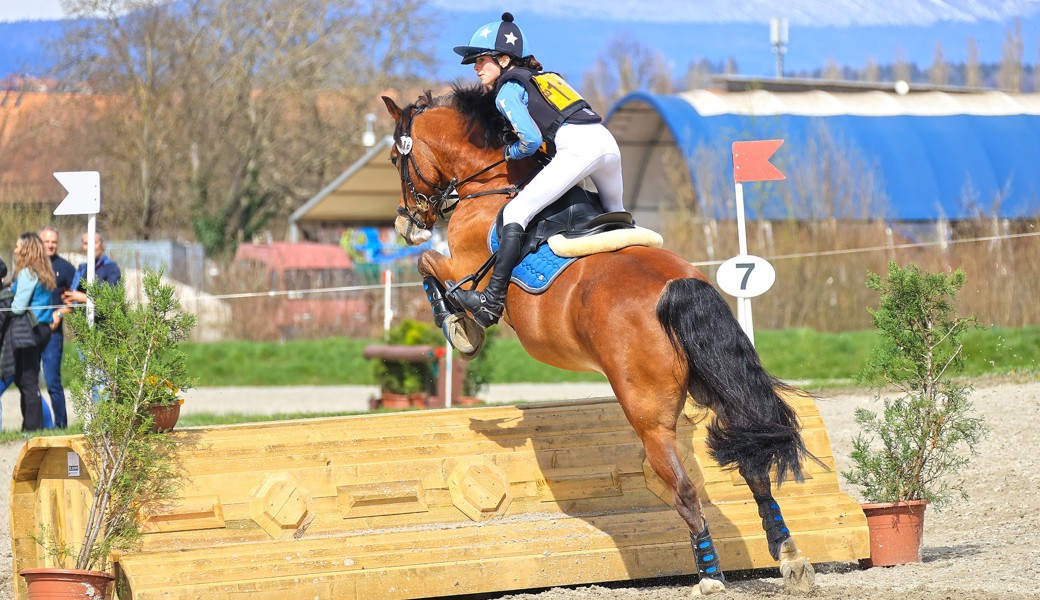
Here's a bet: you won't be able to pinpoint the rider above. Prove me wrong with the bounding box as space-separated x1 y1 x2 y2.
449 12 625 328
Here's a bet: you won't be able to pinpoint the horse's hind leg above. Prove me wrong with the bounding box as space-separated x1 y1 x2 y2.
616 387 727 595
741 470 816 594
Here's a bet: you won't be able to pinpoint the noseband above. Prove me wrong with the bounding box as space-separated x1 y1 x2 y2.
393 103 530 230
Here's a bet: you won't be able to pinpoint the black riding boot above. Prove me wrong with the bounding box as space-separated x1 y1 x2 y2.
452 222 524 328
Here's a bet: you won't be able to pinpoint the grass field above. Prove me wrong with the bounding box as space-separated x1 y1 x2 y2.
4 325 1035 443
179 325 1040 387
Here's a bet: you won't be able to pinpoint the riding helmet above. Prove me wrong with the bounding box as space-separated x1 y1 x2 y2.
453 12 526 64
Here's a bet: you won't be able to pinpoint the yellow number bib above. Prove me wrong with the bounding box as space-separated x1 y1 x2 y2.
532 73 585 113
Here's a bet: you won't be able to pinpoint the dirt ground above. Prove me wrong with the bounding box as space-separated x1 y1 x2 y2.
2 380 1039 599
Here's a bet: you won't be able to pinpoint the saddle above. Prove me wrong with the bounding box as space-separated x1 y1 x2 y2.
478 186 663 294
496 186 659 257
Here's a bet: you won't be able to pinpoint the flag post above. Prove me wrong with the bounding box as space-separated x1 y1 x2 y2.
718 141 786 346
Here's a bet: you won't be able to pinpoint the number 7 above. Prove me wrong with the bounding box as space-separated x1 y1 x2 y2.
736 263 755 290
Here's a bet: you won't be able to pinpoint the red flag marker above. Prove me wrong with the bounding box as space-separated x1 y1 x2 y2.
732 140 786 183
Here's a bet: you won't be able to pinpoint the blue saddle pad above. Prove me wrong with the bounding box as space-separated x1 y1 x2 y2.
488 226 576 294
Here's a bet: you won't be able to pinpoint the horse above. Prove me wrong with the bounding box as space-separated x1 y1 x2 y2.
381 86 818 595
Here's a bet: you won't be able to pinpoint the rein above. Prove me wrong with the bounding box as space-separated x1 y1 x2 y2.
394 104 537 229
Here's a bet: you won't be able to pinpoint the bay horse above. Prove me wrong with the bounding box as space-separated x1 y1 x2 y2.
381 86 817 595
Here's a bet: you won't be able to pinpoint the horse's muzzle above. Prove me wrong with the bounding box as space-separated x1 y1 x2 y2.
396 214 433 246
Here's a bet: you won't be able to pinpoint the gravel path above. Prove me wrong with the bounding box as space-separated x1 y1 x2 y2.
3 380 1038 599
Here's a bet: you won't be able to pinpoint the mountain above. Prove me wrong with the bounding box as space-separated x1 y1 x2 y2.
0 20 66 79
438 1 1040 27
432 11 1040 81
3 8 1038 85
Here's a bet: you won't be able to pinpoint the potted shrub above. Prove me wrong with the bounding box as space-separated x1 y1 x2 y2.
371 319 441 408
843 262 987 567
21 270 195 598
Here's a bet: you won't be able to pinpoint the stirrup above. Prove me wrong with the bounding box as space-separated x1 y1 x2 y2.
449 287 503 329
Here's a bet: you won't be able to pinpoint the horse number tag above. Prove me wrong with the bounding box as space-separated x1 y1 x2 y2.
396 136 413 156
716 254 776 299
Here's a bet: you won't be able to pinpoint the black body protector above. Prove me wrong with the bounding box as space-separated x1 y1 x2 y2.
494 67 601 157
450 68 603 329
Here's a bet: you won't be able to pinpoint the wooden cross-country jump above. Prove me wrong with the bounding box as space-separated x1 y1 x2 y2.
10 394 868 599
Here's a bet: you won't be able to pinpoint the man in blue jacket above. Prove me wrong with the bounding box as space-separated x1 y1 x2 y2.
63 231 122 305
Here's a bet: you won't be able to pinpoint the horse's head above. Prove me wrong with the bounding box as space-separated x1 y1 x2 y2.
381 92 453 245
382 87 513 246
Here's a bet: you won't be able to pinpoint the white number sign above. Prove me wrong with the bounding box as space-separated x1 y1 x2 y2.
716 254 776 299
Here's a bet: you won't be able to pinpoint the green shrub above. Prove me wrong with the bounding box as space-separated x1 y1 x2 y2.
843 262 988 508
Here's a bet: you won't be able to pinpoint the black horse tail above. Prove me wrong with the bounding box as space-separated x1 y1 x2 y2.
656 277 818 484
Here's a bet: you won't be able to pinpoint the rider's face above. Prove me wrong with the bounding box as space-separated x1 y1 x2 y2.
474 55 502 87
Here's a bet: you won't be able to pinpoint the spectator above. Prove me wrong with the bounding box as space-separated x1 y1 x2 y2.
4 233 56 431
62 231 121 405
64 231 122 306
0 256 9 426
39 225 76 429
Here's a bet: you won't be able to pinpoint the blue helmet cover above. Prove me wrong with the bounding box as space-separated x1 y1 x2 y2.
453 12 526 64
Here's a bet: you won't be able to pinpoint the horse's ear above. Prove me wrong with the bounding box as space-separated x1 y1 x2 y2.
382 96 402 122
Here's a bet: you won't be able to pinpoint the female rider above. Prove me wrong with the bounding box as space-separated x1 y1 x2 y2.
450 12 625 328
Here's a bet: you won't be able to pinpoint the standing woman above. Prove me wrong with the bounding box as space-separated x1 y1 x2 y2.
9 232 55 431
449 12 626 328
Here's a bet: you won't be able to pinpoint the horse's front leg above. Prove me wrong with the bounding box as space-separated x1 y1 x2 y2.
416 250 485 358
740 469 816 594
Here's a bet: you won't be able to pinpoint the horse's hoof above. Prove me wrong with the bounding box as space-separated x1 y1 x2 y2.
779 539 816 595
692 577 726 595
444 313 485 359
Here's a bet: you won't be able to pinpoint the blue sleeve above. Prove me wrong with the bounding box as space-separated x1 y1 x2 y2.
71 265 85 292
496 81 543 160
101 257 121 285
11 270 37 314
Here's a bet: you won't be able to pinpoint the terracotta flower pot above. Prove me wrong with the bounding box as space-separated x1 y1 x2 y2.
380 391 410 409
20 567 115 599
454 396 484 407
149 398 185 432
860 499 928 567
409 392 428 408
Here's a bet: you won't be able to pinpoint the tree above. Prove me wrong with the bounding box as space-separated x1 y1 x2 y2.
55 1 185 238
822 56 842 80
581 34 673 115
965 37 982 88
683 58 714 91
998 18 1023 92
892 48 911 84
861 57 880 83
55 0 434 253
929 41 949 86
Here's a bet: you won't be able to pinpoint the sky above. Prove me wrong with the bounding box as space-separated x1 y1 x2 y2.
5 0 1040 25
0 0 66 22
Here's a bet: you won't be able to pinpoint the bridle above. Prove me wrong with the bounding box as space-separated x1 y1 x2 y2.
392 102 534 230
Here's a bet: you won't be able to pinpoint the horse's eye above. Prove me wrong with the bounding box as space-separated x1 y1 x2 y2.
390 156 398 167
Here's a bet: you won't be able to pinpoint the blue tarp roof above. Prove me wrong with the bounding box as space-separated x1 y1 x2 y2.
607 90 1040 221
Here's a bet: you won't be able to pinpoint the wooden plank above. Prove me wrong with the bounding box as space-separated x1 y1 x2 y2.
141 495 225 533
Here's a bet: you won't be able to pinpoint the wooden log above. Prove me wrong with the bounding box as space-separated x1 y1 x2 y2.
10 393 868 600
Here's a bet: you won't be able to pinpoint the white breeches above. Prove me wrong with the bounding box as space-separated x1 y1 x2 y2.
502 122 624 229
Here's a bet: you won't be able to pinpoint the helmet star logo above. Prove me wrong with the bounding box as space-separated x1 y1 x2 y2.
478 27 492 39
504 32 518 45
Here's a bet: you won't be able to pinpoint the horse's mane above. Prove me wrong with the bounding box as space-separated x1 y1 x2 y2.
397 85 510 149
